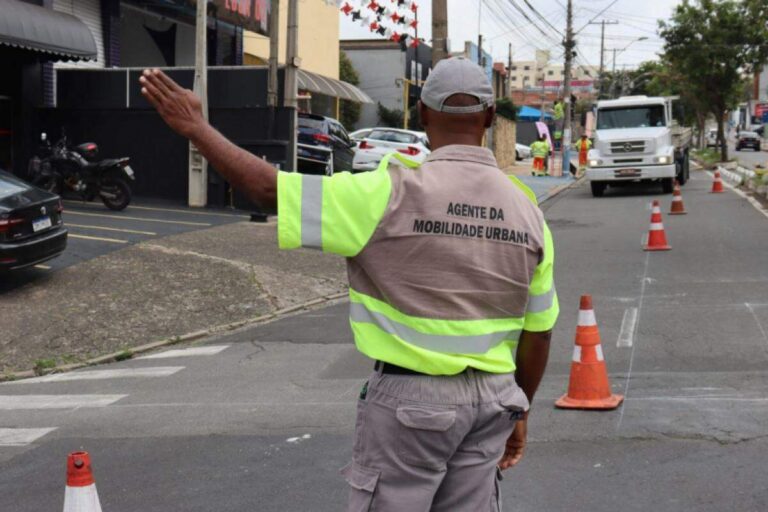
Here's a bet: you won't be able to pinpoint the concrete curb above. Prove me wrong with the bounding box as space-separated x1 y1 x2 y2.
541 176 585 204
0 291 348 383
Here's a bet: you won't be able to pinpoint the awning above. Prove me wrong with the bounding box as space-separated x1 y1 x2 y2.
298 69 373 104
0 0 97 61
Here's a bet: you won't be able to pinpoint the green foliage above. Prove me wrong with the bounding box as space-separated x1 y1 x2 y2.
339 51 361 129
495 98 517 121
659 0 768 161
33 358 56 375
691 148 720 167
115 350 133 362
377 102 403 128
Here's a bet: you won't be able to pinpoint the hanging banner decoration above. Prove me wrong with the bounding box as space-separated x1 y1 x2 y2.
340 0 420 46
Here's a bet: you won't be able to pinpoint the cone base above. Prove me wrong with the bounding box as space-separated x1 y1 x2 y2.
644 244 671 251
669 211 687 215
555 393 624 410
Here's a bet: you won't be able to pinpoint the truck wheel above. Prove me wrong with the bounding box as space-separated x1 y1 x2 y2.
590 181 606 197
676 158 687 186
662 178 674 194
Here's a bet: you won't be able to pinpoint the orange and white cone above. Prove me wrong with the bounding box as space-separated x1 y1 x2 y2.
711 171 725 193
63 452 102 512
556 295 624 410
644 200 671 251
669 180 687 215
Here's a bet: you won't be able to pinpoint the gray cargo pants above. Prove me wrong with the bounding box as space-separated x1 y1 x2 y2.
341 368 529 512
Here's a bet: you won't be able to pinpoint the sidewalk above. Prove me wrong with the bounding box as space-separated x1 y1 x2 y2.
504 160 576 203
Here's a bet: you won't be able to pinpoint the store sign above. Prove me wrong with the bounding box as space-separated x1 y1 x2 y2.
755 103 768 118
189 0 271 35
542 80 595 89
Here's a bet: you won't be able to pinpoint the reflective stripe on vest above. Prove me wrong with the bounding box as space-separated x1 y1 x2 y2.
350 301 521 354
526 286 557 313
300 175 323 249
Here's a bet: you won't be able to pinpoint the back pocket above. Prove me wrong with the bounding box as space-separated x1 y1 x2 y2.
396 403 457 471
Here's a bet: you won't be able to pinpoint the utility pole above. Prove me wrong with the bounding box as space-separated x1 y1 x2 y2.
432 0 449 64
478 34 484 67
267 0 280 109
507 42 512 96
188 0 208 207
588 20 618 98
561 0 575 176
285 0 299 171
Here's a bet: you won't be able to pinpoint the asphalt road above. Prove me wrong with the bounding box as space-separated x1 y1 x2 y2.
0 199 252 293
2 171 768 511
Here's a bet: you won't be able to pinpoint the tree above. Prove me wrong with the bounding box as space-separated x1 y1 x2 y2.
377 103 403 128
339 51 361 129
660 0 768 161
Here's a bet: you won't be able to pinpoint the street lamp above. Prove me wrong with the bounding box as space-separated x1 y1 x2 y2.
612 36 649 73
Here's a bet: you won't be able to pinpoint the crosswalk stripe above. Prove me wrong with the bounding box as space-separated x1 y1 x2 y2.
65 210 212 226
0 395 127 409
138 346 230 359
69 233 128 244
0 428 57 446
5 367 185 384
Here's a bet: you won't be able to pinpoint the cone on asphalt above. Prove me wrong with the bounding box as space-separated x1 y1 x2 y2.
669 180 687 215
711 171 725 193
644 200 671 251
555 295 624 410
63 452 102 512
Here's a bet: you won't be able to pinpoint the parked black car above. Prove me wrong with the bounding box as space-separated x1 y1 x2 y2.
296 113 356 174
736 131 762 152
0 169 67 271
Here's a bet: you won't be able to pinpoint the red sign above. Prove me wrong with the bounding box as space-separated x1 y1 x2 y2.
755 103 768 117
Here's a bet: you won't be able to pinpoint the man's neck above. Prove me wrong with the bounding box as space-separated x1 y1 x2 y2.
429 135 484 151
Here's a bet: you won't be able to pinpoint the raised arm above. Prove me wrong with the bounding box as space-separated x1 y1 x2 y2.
139 69 277 209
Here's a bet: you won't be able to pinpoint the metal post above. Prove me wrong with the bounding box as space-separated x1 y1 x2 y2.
188 0 208 207
432 0 448 64
285 0 299 171
588 20 617 98
403 79 410 129
561 0 574 177
267 0 280 108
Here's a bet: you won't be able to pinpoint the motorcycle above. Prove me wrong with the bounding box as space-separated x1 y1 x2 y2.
28 132 135 211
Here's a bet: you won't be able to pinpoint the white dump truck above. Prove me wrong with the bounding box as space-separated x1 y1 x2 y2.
586 96 692 197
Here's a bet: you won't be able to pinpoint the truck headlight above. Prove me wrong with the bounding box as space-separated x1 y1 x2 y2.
589 159 602 167
654 156 672 165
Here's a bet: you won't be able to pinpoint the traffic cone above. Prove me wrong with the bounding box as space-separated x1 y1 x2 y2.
711 171 725 193
63 452 102 512
669 180 687 215
644 200 671 251
555 295 624 410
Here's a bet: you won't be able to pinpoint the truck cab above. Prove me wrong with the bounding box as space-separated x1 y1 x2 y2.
586 96 690 197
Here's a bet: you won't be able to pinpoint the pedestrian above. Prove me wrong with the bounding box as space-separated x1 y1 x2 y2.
531 134 550 176
139 57 557 512
575 133 592 176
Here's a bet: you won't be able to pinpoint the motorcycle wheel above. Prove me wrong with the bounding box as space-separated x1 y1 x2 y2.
100 177 132 211
37 176 60 194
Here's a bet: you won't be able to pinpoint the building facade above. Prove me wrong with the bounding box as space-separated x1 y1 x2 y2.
340 39 431 130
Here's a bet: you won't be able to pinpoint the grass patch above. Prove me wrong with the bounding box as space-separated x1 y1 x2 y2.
33 358 57 375
114 350 133 362
691 148 720 167
61 354 79 364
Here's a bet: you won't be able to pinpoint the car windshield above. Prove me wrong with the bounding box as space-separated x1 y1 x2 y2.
0 171 29 200
597 105 666 129
369 130 418 144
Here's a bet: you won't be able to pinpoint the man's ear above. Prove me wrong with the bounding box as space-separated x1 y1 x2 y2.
418 100 429 127
484 105 496 129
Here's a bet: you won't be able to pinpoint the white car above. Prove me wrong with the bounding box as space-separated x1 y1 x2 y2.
353 128 431 171
349 128 373 142
516 143 532 160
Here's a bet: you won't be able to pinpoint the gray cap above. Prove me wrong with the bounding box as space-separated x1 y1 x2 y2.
420 57 494 114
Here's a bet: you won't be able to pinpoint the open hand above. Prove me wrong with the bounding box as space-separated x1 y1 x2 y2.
139 69 206 139
498 418 527 470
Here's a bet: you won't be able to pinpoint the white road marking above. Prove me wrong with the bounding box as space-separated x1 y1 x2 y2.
65 201 248 219
65 210 211 226
617 308 638 347
709 171 768 221
617 251 651 430
138 345 230 359
0 395 127 409
67 223 157 236
7 367 185 384
33 264 51 270
745 303 768 351
69 233 128 244
0 428 57 446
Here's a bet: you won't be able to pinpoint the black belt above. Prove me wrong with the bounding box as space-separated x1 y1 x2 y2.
375 361 429 376
374 361 473 376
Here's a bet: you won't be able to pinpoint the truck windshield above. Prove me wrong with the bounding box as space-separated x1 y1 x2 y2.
597 105 666 129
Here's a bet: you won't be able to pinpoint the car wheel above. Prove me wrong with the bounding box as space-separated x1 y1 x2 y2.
590 181 606 197
516 150 521 161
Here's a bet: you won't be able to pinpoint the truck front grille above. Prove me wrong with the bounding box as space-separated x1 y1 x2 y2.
610 141 646 154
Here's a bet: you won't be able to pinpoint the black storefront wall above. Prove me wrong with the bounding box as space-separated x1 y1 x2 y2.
40 66 292 209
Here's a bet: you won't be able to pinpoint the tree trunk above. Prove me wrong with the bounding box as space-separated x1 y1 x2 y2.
717 113 728 162
696 112 706 149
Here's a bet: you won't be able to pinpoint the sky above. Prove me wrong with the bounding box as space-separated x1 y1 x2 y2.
339 0 683 71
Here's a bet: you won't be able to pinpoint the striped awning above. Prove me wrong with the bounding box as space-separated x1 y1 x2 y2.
298 69 373 104
0 0 97 61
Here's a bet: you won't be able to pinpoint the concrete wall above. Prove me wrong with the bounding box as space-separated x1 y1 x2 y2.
344 48 405 129
493 116 517 169
244 0 339 79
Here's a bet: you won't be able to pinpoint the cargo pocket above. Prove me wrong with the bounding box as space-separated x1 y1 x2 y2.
396 403 457 471
340 461 380 512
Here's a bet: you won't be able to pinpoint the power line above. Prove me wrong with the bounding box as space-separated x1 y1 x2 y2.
576 0 621 34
